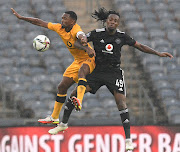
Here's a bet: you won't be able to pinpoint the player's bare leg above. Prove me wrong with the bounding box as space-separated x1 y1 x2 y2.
48 86 92 135
48 89 77 134
114 91 134 151
38 76 75 124
74 63 91 110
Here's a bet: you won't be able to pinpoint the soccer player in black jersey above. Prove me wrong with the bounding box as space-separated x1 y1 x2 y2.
48 8 173 151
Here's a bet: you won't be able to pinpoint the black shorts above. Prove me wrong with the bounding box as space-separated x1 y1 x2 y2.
86 68 126 96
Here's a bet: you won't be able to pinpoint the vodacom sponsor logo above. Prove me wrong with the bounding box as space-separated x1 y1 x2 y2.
102 44 114 54
105 44 113 51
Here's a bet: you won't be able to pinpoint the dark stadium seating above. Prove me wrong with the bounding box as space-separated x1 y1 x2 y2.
0 0 120 125
0 0 66 119
114 0 180 124
0 0 179 125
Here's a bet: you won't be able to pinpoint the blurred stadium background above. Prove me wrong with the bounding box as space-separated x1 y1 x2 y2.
0 0 180 132
0 0 180 126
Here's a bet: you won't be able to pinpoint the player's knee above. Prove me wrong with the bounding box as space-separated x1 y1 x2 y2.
78 72 85 78
114 92 127 110
57 82 68 93
78 64 90 78
117 100 127 110
78 68 85 78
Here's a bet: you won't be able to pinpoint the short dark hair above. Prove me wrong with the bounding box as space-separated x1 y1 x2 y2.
65 11 77 21
92 7 120 24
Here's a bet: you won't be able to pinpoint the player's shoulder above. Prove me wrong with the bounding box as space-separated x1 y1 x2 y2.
89 28 106 36
48 22 62 30
73 23 83 31
116 29 131 38
95 28 106 33
50 22 62 28
49 22 61 26
117 29 125 34
72 24 82 33
86 28 105 37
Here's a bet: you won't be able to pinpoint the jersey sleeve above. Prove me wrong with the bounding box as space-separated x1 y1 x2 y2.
48 22 61 32
86 30 95 42
76 31 85 38
124 33 136 46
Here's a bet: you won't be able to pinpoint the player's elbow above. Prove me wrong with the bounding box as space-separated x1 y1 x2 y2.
36 19 48 28
134 42 147 52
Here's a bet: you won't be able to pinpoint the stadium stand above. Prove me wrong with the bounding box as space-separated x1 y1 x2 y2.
0 0 179 126
0 0 66 120
114 0 180 124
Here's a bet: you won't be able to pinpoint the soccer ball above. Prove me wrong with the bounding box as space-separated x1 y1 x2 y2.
33 35 50 52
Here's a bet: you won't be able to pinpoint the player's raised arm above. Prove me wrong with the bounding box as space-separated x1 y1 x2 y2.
11 8 48 28
133 41 173 59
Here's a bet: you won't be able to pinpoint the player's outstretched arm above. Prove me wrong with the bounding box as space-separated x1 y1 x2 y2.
134 41 173 59
11 8 48 28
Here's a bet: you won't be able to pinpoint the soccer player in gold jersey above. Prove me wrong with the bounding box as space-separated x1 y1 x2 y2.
11 8 96 124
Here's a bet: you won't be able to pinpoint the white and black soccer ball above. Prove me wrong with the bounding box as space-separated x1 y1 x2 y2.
33 35 50 52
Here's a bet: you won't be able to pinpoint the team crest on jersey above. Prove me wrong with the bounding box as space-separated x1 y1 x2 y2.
105 44 113 51
115 38 121 44
67 41 72 47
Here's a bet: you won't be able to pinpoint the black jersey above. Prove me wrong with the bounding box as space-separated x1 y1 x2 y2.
86 28 136 70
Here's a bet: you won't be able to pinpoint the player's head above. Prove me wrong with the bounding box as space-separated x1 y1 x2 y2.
92 8 120 32
61 11 77 28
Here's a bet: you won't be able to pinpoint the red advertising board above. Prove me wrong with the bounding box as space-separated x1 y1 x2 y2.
0 126 179 152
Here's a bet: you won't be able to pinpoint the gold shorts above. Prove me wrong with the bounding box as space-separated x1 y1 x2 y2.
63 57 95 83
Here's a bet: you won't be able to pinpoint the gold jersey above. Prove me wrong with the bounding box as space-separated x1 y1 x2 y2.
48 22 90 61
